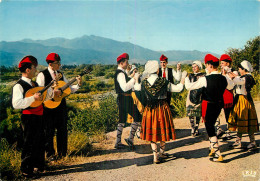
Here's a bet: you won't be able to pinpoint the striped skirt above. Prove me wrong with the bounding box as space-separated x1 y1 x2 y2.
141 100 176 142
228 95 259 134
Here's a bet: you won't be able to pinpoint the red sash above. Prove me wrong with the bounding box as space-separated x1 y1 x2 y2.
201 100 208 122
223 89 233 108
22 104 43 115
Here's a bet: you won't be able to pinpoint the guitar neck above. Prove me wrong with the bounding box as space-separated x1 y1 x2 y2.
61 77 77 91
39 80 55 94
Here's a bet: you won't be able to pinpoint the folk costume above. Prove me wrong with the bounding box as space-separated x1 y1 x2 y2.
134 60 184 163
228 61 259 150
185 54 234 162
12 56 53 176
114 53 139 149
216 54 237 140
125 64 142 146
36 53 80 158
158 54 182 105
186 61 205 136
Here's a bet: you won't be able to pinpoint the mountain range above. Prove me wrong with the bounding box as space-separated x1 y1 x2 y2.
0 35 218 66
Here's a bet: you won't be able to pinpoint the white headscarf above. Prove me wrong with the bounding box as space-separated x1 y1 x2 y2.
192 60 203 70
129 64 137 74
143 60 159 75
241 60 253 72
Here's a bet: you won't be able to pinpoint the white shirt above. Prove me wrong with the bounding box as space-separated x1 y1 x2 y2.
12 76 53 109
134 74 184 98
185 71 234 91
160 67 182 81
232 75 247 95
117 66 135 92
36 67 79 93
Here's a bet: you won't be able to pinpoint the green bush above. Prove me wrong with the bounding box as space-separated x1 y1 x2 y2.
171 89 188 118
68 94 118 134
0 138 21 180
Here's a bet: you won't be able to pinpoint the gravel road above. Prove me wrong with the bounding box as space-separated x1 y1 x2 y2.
37 102 260 181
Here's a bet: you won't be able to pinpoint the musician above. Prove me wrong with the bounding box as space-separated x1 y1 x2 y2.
12 56 53 177
158 54 182 105
114 53 139 149
36 52 82 160
185 54 234 162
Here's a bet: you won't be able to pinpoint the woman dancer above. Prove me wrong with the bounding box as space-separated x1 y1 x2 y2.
134 60 184 163
186 61 205 136
228 60 259 150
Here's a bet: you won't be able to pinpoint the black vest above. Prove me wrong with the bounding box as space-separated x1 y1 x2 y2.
202 74 227 104
114 69 132 94
12 79 39 111
41 69 66 111
158 68 174 84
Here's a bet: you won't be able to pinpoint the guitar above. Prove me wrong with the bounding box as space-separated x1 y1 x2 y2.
44 68 92 109
25 73 62 108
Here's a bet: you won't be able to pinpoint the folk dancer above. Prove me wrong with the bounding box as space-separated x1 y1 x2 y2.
134 60 184 163
12 56 53 177
158 54 182 106
36 53 82 160
114 53 139 149
185 54 234 162
228 60 259 150
125 64 142 148
186 61 205 137
215 54 237 140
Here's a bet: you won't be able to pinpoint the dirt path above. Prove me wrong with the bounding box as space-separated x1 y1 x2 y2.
38 102 260 181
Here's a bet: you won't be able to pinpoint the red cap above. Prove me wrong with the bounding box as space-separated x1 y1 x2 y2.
204 54 219 64
220 54 232 62
18 55 38 68
160 54 168 61
117 53 129 62
46 53 61 63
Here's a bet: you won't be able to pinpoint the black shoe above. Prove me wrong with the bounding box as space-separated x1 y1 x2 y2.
125 138 134 147
47 155 57 162
125 138 136 150
114 143 126 149
216 130 225 139
222 135 233 141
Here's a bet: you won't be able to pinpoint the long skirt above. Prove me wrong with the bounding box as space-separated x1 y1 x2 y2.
141 100 176 142
228 95 259 134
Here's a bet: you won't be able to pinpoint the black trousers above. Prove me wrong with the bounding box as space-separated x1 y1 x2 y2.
204 103 222 137
223 107 232 123
20 114 45 174
44 109 68 157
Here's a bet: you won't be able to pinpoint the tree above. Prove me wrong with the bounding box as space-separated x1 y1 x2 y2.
226 36 259 71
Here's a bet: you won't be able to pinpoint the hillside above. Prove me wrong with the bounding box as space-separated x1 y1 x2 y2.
0 35 218 66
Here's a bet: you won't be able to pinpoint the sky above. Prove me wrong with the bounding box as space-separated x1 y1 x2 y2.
0 0 259 54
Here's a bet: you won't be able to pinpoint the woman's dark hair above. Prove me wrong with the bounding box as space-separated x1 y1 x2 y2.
18 63 33 73
238 64 249 72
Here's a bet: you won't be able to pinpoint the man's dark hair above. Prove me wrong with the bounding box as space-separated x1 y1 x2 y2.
19 63 33 73
206 60 219 68
117 58 128 65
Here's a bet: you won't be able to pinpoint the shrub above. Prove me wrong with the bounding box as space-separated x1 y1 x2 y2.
68 94 118 134
0 138 21 180
171 89 188 118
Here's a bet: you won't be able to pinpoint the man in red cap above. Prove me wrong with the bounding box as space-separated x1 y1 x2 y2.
158 54 182 105
12 55 54 177
215 54 237 140
36 52 82 160
185 54 234 162
114 53 139 149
